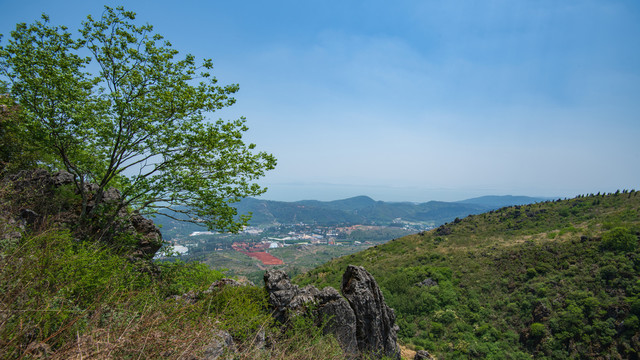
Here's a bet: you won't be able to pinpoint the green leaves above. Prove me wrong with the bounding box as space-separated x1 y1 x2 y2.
0 6 276 232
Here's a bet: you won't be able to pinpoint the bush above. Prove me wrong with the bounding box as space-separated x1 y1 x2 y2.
530 323 546 338
205 285 273 341
156 260 225 296
600 227 637 252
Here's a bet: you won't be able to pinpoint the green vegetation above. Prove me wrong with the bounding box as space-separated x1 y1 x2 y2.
0 227 348 358
0 93 45 172
0 6 275 233
297 191 640 359
229 195 546 228
3 5 639 360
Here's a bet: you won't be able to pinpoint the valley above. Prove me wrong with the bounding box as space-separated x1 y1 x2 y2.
156 195 547 283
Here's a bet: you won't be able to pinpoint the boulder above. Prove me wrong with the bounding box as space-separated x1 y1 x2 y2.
129 213 163 259
414 349 434 359
315 286 358 355
341 265 400 359
264 266 399 359
415 278 438 287
202 329 236 360
51 171 74 187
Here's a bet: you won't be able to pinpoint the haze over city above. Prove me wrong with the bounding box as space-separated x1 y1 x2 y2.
2 0 639 202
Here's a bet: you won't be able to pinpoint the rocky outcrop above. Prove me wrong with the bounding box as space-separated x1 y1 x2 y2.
5 168 74 189
264 269 358 355
129 213 163 259
0 169 162 259
315 286 358 354
264 266 399 359
342 265 400 359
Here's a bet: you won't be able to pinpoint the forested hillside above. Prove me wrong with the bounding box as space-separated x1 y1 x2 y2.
297 191 640 359
153 195 548 237
234 195 547 226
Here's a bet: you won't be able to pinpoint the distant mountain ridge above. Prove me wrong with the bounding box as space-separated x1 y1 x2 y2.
153 195 549 238
234 195 548 227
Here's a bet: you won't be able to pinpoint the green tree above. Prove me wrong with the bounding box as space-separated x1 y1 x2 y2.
0 93 30 171
0 7 276 232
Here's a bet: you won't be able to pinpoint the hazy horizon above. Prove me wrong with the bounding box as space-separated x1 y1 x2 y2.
2 1 639 203
255 182 568 203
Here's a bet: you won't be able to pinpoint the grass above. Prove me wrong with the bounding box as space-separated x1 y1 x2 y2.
0 228 348 359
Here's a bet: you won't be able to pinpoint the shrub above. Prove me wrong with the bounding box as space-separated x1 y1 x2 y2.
600 227 637 252
625 315 639 330
204 285 273 341
156 260 225 296
530 323 546 338
526 268 537 279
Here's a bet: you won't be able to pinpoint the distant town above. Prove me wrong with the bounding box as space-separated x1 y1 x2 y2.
166 222 433 265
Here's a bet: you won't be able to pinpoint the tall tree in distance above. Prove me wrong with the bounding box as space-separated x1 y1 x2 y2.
0 6 276 233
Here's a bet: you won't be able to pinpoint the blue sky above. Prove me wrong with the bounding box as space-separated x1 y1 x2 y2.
2 1 639 202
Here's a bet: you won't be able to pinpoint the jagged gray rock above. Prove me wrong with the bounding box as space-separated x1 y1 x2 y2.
341 265 400 360
202 329 236 360
51 171 74 187
129 213 162 259
264 269 358 356
315 286 358 355
415 278 438 287
6 169 73 190
264 266 399 359
414 349 434 359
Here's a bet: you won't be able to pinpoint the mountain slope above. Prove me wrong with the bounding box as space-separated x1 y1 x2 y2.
233 195 548 227
296 191 640 359
152 195 548 240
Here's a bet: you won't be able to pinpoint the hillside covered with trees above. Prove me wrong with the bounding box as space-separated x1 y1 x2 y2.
297 191 640 359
